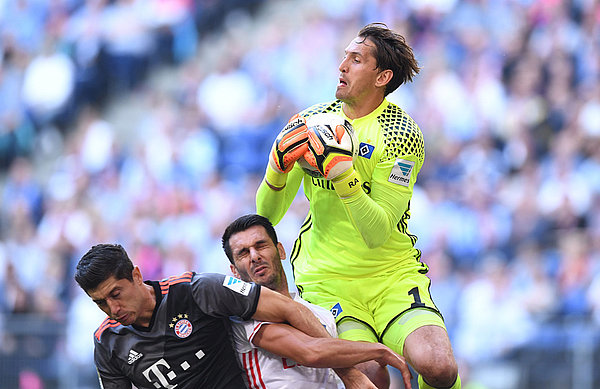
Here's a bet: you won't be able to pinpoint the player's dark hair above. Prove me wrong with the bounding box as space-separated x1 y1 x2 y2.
75 243 134 293
358 23 420 96
222 214 279 264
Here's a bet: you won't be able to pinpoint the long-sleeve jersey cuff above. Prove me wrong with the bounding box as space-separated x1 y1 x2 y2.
332 168 362 199
265 164 288 190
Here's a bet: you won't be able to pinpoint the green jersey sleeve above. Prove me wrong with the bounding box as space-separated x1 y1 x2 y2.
337 100 424 248
339 164 414 248
256 164 304 225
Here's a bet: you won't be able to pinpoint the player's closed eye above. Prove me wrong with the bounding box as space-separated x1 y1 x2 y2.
236 249 250 260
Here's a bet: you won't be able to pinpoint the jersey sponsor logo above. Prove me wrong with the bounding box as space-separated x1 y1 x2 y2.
142 350 205 388
223 276 251 296
127 349 143 365
362 181 371 194
388 158 415 187
310 176 372 195
311 176 335 191
330 303 343 319
358 142 375 159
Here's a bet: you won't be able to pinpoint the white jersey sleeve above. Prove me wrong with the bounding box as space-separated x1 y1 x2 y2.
230 294 343 389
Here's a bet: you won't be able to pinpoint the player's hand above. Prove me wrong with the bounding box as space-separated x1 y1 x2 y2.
375 348 413 389
269 114 308 174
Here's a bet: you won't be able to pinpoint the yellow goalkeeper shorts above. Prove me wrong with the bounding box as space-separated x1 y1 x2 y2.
299 267 446 355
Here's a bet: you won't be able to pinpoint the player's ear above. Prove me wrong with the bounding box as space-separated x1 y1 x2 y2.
277 242 286 261
132 266 143 284
230 264 241 278
375 69 393 88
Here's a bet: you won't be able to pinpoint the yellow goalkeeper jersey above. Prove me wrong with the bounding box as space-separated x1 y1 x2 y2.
257 99 428 285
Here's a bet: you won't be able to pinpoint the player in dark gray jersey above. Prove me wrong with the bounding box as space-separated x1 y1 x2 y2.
75 244 369 389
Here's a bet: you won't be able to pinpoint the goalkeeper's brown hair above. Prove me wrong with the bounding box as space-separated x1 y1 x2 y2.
358 23 420 96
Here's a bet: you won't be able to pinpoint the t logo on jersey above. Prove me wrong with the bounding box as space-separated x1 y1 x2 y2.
388 158 415 187
330 303 343 319
223 276 251 296
358 142 375 159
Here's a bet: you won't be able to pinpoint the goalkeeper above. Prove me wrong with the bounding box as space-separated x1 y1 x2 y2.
257 23 460 389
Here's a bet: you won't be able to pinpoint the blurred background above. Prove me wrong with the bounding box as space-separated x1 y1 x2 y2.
0 0 599 388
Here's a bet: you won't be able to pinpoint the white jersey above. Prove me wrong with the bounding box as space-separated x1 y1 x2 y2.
231 293 344 389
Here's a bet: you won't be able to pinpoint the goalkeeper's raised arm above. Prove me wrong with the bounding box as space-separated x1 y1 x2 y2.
257 114 308 225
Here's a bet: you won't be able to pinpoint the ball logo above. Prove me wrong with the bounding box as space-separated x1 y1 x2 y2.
319 126 335 141
174 319 193 338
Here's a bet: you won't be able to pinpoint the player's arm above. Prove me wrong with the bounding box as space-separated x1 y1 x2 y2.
256 164 304 225
252 286 331 338
335 160 417 248
95 345 133 388
304 117 422 248
251 322 412 388
97 371 132 389
252 288 395 388
255 114 307 224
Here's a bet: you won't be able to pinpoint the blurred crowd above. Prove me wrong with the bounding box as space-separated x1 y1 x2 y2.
1 0 599 388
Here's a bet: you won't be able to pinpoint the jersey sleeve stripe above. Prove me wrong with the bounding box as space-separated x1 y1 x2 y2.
94 317 120 340
241 352 252 388
253 349 267 388
248 322 268 343
159 272 194 294
242 350 266 389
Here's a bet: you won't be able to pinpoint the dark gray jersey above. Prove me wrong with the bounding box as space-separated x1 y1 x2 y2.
93 272 260 389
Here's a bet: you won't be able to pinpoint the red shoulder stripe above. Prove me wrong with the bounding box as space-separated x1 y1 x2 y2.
159 271 194 295
94 317 121 340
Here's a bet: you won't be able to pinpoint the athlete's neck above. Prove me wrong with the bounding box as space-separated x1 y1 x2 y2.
272 280 291 299
277 288 292 299
136 283 157 327
342 96 385 119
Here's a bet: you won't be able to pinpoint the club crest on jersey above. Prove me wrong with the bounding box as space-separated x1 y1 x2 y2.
358 142 375 159
330 303 343 319
223 275 251 296
388 158 415 187
170 313 193 338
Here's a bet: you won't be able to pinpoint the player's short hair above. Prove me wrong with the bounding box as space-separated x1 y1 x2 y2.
222 214 279 264
358 23 420 96
75 243 134 293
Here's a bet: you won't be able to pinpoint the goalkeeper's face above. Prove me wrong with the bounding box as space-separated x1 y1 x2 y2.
336 37 383 105
228 226 286 292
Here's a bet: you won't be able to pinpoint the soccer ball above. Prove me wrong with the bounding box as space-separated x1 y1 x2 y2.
297 113 358 179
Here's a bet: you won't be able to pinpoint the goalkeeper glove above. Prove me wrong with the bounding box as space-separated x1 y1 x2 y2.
266 114 308 189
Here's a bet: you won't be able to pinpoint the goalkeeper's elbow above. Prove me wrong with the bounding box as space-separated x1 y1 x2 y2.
362 233 390 249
